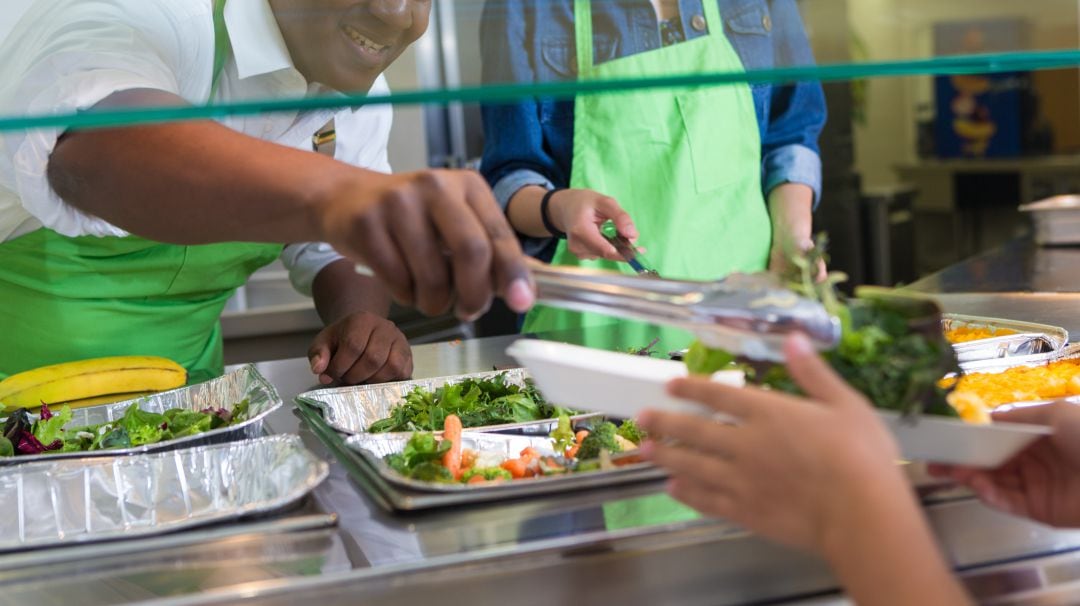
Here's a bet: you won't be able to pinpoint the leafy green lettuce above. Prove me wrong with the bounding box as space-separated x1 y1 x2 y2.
369 374 573 432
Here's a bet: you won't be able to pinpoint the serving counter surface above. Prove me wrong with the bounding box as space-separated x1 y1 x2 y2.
4 238 1080 605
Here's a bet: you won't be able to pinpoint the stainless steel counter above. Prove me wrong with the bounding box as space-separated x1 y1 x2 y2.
6 242 1080 605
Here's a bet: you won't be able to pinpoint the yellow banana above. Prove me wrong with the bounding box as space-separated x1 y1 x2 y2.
51 391 159 411
0 356 187 411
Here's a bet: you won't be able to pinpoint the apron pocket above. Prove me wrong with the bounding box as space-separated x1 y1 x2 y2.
677 89 760 194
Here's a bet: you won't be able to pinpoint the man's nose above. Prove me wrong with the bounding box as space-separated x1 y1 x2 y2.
368 0 412 30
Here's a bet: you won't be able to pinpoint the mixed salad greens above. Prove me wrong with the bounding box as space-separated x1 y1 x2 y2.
384 413 647 484
368 373 577 433
0 400 251 457
685 236 959 417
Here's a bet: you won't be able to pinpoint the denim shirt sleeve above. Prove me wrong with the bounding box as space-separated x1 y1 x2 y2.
757 0 827 206
479 0 565 258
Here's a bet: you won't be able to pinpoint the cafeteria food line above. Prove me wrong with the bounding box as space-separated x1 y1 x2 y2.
2 237 1080 605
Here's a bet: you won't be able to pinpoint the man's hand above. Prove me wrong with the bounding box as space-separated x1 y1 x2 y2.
930 400 1080 527
319 169 534 322
308 312 412 385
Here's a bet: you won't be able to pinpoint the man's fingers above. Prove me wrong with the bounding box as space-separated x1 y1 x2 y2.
387 193 453 316
324 321 375 381
368 336 413 384
421 172 497 320
463 173 534 314
354 208 415 307
342 331 393 385
307 332 332 376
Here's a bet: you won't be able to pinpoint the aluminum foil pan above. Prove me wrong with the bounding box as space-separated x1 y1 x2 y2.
960 342 1080 376
346 431 662 496
0 434 328 552
297 369 599 436
0 365 282 465
946 313 1069 367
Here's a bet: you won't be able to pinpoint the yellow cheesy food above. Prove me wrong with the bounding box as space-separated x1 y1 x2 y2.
942 358 1080 423
944 325 1019 344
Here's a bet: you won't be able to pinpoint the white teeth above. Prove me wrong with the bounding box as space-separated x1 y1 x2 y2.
344 25 387 53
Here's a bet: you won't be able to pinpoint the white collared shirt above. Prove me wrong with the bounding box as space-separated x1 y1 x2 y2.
0 0 392 294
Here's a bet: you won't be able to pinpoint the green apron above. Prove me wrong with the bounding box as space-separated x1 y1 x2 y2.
527 0 771 530
0 0 282 382
523 0 772 355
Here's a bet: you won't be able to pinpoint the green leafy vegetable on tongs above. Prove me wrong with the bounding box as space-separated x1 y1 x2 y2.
686 235 958 417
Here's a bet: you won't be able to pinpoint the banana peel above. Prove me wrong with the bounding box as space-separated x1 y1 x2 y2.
0 356 187 412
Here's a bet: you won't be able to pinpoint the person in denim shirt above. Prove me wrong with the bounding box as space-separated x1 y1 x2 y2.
480 0 826 275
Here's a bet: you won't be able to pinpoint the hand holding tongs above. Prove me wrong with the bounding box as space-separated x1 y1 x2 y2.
603 233 659 277
530 263 841 361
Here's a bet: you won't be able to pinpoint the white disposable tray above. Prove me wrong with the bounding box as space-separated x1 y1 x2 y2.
508 340 1052 468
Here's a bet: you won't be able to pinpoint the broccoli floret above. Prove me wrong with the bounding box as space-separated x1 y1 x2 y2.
462 467 512 482
616 419 647 446
577 422 621 460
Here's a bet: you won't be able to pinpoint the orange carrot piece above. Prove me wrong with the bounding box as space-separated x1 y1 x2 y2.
567 430 590 459
466 474 486 485
442 414 463 480
501 458 528 479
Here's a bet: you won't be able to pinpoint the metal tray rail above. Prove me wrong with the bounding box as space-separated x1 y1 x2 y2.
0 364 284 465
296 368 599 436
0 435 329 552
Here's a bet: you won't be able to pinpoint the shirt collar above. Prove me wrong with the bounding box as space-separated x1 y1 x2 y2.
223 0 296 79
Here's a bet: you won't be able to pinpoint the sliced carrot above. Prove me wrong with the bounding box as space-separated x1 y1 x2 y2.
442 414 463 480
501 458 528 479
566 430 590 459
519 447 541 463
466 474 486 485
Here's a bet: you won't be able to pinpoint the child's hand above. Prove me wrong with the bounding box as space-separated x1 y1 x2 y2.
930 400 1080 527
547 189 638 262
638 334 910 557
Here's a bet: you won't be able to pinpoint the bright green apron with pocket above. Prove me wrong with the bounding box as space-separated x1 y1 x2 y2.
523 0 772 356
525 0 773 530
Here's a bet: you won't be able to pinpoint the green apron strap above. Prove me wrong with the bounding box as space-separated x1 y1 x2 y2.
573 0 596 75
210 0 231 99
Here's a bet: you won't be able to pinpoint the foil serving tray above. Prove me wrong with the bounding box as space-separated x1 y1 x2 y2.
0 365 283 465
346 430 662 498
0 435 328 552
296 369 599 436
946 313 1069 369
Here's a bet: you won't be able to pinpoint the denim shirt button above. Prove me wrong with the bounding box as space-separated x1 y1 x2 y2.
690 14 707 32
762 14 773 32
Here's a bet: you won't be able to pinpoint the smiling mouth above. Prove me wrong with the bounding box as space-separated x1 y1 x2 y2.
342 24 390 55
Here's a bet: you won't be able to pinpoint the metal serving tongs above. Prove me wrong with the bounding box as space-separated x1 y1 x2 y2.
530 262 842 362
